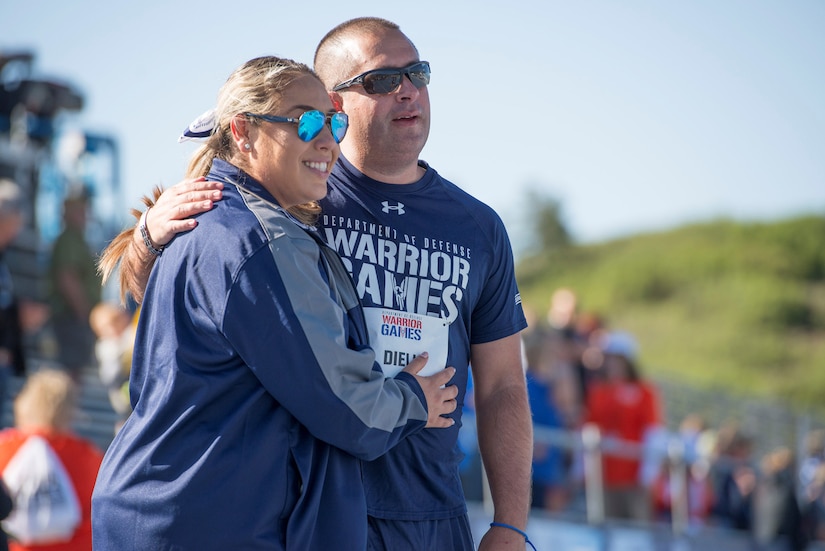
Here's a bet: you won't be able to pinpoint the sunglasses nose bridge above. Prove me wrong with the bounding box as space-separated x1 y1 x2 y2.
311 119 344 145
309 121 336 145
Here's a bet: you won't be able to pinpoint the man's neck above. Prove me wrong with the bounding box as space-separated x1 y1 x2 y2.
342 152 424 185
361 163 425 185
350 161 426 185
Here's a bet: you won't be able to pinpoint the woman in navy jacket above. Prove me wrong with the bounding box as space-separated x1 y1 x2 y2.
91 56 456 551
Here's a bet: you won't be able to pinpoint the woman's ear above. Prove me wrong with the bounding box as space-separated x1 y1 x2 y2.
230 115 252 152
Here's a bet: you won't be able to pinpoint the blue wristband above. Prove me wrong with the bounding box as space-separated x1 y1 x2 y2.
490 522 537 550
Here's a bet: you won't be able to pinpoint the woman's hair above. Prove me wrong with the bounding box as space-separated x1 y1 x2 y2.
98 56 324 300
188 55 322 225
14 369 78 432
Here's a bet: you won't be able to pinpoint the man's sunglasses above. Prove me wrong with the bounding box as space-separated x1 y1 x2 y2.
245 110 349 143
332 61 431 95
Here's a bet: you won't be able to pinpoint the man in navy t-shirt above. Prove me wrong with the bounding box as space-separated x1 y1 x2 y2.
312 21 530 547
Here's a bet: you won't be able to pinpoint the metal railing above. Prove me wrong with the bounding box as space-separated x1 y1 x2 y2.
470 422 823 549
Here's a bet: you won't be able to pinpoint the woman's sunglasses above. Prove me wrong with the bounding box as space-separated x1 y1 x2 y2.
245 110 349 143
332 61 430 95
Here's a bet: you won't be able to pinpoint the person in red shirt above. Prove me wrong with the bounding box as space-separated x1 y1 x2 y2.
584 331 663 522
0 369 103 551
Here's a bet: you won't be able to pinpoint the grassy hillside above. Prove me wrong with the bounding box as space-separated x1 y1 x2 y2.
516 215 825 413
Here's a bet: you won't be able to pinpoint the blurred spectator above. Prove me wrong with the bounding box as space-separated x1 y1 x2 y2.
573 313 607 416
0 369 103 550
526 320 582 426
525 329 573 512
799 429 825 503
547 287 578 335
652 453 715 533
801 461 825 542
88 303 137 433
677 413 711 465
534 289 609 425
752 446 807 550
546 289 606 396
519 305 548 380
583 330 664 522
651 414 716 531
0 179 27 427
47 190 101 381
709 420 757 531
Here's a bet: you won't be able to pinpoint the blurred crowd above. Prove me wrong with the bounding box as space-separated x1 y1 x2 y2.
0 179 117 549
462 287 825 550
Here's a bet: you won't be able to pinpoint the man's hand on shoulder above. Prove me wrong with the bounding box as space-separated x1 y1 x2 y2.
144 177 224 246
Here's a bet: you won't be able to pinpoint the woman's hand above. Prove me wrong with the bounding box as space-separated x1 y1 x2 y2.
402 353 458 428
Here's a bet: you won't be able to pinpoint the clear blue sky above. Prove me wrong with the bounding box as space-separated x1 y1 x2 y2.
3 0 824 250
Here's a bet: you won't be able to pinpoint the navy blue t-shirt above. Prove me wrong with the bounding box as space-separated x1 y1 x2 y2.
320 156 527 520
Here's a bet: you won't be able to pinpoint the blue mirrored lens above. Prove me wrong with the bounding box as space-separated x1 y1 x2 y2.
295 110 348 143
297 110 325 142
330 113 348 143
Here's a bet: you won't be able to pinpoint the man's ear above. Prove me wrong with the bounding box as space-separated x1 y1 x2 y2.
329 92 344 112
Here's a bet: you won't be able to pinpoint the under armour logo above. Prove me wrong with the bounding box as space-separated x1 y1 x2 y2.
381 201 406 215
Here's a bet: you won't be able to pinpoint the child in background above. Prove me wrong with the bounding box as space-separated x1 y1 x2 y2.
89 303 136 432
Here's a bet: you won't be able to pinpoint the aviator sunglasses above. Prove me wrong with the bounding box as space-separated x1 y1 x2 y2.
245 110 349 143
332 61 431 95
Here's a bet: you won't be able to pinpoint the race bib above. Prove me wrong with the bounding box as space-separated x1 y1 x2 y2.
364 307 449 378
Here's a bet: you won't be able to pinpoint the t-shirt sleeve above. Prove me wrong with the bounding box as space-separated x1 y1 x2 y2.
470 213 527 344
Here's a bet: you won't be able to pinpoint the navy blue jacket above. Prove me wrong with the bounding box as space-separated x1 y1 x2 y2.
92 160 429 550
